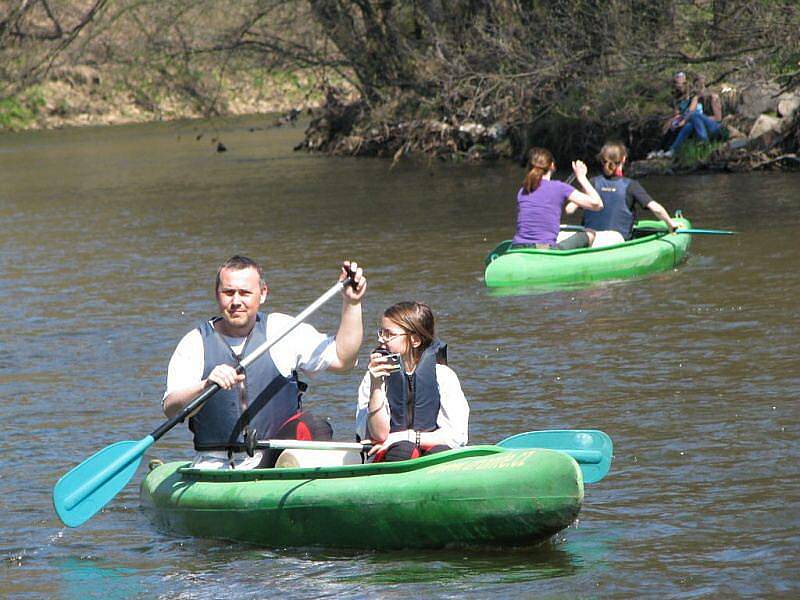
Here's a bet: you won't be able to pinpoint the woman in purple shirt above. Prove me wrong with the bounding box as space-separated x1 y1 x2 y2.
512 147 603 249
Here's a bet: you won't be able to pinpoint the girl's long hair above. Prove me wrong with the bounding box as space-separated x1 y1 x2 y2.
522 147 555 194
382 301 439 365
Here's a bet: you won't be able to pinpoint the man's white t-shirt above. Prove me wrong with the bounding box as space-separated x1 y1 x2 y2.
163 313 337 404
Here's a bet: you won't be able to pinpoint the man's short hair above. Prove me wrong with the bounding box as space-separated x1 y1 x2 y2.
215 255 266 290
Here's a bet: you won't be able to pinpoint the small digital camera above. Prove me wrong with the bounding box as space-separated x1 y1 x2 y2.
383 352 401 366
374 347 401 368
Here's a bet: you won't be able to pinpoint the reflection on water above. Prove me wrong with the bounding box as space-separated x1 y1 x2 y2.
1 116 799 598
54 558 139 600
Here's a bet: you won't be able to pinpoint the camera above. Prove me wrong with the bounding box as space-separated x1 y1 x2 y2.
384 352 401 366
373 347 401 369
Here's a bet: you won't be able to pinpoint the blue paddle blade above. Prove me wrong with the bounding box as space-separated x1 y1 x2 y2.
637 227 736 236
677 228 736 235
497 430 613 484
53 437 154 527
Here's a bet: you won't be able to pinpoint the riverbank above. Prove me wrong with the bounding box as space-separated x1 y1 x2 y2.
0 66 329 131
295 80 800 175
4 70 797 176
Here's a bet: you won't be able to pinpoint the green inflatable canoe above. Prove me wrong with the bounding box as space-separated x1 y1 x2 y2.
140 446 583 549
484 216 692 288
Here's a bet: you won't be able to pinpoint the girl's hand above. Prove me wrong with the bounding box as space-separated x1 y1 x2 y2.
667 218 683 234
572 160 588 179
367 430 411 456
368 351 401 381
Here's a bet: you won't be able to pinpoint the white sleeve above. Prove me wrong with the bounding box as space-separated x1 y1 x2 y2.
434 365 470 447
266 313 337 378
355 371 374 440
163 329 204 404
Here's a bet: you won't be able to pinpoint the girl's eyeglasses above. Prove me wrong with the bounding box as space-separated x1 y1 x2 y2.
376 329 409 343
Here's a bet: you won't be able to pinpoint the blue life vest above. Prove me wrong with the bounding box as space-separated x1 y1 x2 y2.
677 97 703 115
189 312 303 451
583 175 634 239
386 340 447 433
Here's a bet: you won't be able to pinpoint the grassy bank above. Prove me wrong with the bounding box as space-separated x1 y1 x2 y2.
0 67 330 131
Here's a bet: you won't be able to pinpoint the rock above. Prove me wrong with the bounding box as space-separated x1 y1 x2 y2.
724 123 746 139
749 114 784 139
428 120 451 133
458 122 486 136
777 96 800 119
727 138 750 150
487 123 506 139
738 82 781 120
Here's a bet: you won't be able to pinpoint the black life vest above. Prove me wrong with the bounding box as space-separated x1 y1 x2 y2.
584 175 634 239
189 312 304 451
386 340 447 433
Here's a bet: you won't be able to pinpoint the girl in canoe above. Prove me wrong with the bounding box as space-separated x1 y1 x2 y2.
561 141 679 247
356 301 469 462
512 147 603 250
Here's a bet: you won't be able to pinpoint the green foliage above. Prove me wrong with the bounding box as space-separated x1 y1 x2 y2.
0 89 46 130
674 139 725 168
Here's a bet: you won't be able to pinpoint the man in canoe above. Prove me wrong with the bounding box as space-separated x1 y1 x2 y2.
560 141 680 248
162 255 367 469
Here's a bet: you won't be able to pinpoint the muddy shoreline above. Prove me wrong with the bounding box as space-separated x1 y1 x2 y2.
6 75 798 177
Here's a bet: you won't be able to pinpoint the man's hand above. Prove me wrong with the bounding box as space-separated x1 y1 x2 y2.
340 260 366 304
206 364 244 390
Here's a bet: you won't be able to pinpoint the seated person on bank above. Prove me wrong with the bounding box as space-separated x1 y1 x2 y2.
560 141 679 248
653 72 724 158
356 301 468 462
162 255 366 469
666 74 724 156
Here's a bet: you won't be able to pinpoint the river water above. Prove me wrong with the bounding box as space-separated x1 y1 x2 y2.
1 116 798 598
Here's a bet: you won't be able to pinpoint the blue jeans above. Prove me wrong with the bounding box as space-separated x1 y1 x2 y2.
669 112 722 152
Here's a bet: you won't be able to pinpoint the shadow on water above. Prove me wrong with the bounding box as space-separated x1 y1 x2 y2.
485 276 650 297
135 529 612 589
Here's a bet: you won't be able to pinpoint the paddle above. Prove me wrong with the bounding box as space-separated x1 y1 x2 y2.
53 272 356 528
484 240 514 266
496 429 613 484
561 224 736 236
253 439 371 452
634 227 736 235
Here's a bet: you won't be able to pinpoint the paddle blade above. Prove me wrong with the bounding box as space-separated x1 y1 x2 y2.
636 227 736 236
677 228 736 235
485 240 513 266
53 437 153 527
497 429 613 484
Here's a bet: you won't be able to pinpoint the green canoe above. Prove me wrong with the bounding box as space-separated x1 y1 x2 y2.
140 446 583 549
484 216 692 288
